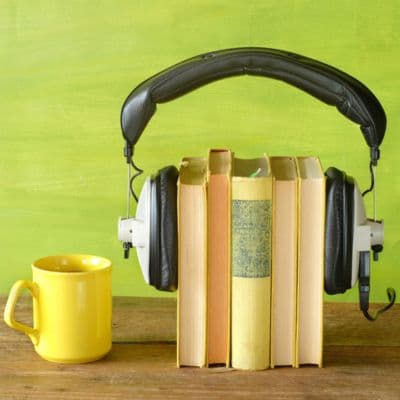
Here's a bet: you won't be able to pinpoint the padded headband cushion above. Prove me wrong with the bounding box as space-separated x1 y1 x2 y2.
324 167 355 294
121 48 386 161
149 165 178 291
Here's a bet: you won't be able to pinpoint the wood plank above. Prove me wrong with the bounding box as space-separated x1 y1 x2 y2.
2 296 399 345
324 302 400 347
1 344 400 400
1 297 400 399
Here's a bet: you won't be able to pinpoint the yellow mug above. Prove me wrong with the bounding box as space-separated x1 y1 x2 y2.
4 254 112 363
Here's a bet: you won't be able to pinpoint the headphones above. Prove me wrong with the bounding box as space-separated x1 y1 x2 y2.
117 47 395 320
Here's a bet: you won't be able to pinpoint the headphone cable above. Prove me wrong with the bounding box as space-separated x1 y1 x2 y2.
362 287 396 321
359 251 397 321
362 161 375 197
129 158 143 204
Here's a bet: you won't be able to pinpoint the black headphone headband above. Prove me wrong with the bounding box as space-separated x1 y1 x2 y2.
121 47 386 164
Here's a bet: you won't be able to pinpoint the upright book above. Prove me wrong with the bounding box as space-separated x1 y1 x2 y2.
295 156 325 367
177 157 207 367
270 157 298 368
231 156 272 370
206 149 232 366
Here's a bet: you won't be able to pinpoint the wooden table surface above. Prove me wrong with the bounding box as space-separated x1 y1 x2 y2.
1 296 399 400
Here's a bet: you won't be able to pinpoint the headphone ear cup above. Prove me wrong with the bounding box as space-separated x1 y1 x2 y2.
324 167 355 294
149 165 179 291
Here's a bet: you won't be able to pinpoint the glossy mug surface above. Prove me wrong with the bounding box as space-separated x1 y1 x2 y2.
4 254 112 363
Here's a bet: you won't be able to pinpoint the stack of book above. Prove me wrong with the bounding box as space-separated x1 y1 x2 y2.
177 150 325 370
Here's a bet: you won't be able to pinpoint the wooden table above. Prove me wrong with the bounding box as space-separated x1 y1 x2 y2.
1 297 399 399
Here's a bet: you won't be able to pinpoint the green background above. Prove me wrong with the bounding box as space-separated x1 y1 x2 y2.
1 1 399 301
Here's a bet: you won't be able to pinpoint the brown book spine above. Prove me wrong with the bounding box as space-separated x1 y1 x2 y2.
206 149 232 366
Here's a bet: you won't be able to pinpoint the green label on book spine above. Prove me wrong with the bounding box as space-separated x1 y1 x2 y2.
232 199 271 278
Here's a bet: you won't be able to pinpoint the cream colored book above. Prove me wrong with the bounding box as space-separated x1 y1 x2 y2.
231 156 272 371
295 156 325 367
270 157 298 368
206 149 232 366
177 157 207 368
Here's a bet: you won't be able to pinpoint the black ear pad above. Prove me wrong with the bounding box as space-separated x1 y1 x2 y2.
149 165 179 291
324 167 355 294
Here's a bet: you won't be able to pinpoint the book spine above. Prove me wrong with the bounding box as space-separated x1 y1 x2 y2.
231 176 272 370
270 178 298 368
295 158 325 368
207 169 231 366
177 159 207 368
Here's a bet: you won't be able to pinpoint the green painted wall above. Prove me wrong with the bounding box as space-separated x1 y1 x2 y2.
1 1 399 301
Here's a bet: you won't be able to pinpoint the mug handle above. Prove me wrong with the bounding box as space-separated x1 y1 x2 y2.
3 280 40 345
